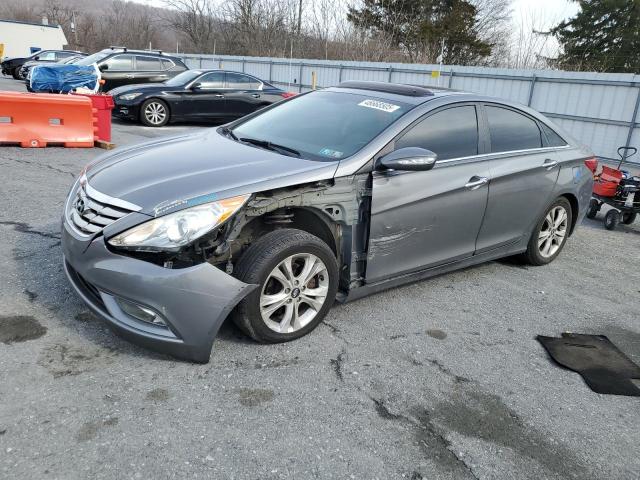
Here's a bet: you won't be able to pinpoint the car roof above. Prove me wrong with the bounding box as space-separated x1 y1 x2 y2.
328 81 468 105
100 47 179 58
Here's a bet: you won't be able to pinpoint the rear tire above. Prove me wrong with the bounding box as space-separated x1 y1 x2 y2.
11 68 21 80
232 229 338 343
586 199 599 219
522 198 572 266
140 99 170 127
604 209 619 230
622 212 636 225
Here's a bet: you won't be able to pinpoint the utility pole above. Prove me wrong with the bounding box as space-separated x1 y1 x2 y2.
297 0 303 37
71 11 79 47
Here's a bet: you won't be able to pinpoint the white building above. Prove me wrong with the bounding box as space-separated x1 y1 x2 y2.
0 19 68 59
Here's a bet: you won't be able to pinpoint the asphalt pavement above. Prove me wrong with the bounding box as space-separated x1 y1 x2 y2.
1 76 639 479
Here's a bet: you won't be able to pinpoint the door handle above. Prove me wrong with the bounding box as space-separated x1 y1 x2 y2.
251 93 261 98
542 159 558 169
214 94 224 98
124 74 134 79
464 176 489 190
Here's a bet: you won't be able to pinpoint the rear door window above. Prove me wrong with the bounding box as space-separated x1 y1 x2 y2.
105 54 134 71
396 106 479 161
226 73 260 90
136 56 161 71
486 106 542 153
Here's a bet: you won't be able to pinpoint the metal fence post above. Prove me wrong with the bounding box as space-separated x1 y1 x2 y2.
388 66 393 82
268 60 273 83
448 70 455 88
199 56 203 68
527 74 537 106
298 62 304 92
242 58 246 72
624 85 640 151
338 65 343 83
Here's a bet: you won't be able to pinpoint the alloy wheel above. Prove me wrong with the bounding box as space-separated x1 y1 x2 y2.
144 102 166 125
259 253 329 334
538 206 568 258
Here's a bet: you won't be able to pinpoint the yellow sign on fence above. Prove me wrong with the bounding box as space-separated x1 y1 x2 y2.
431 70 440 78
0 44 4 59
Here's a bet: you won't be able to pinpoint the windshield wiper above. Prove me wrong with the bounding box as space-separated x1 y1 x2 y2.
238 137 301 158
220 126 238 141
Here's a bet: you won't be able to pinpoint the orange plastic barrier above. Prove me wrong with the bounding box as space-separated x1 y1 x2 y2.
74 93 114 142
0 91 97 148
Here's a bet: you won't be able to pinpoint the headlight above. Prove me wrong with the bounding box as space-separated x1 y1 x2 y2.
108 194 250 250
119 92 143 101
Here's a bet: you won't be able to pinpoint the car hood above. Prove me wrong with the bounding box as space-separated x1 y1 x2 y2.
2 57 26 66
86 129 339 216
109 84 173 96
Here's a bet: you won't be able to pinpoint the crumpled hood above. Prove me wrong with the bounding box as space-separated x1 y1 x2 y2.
86 129 339 216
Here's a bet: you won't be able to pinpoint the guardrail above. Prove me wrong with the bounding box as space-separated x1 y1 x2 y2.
177 53 640 164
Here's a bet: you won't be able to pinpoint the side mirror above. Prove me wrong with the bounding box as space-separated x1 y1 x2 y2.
191 82 202 90
34 56 40 61
377 147 437 171
99 64 108 72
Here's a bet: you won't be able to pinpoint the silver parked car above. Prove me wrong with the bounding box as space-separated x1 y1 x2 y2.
61 81 594 362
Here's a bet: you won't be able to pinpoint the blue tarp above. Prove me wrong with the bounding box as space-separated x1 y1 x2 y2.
30 64 99 93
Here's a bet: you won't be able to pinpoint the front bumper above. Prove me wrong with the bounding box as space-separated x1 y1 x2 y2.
112 101 140 121
62 220 256 362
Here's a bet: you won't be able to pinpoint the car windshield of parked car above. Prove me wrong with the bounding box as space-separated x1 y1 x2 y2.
165 70 201 86
74 51 112 66
231 91 411 161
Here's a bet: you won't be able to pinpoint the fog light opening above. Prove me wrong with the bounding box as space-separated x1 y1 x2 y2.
116 298 167 326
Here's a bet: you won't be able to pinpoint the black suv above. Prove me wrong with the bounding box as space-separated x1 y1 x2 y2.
70 47 188 91
1 49 85 79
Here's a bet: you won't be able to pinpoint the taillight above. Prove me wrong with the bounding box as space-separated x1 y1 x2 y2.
281 92 296 99
584 157 598 173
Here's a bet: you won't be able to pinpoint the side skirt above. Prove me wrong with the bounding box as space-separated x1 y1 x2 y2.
338 243 525 303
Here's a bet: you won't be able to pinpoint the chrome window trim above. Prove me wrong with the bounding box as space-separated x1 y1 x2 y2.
435 144 573 165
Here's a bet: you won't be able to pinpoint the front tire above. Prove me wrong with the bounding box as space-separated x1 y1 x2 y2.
232 229 338 343
522 198 572 266
140 99 170 127
11 68 21 80
604 209 619 230
586 199 599 219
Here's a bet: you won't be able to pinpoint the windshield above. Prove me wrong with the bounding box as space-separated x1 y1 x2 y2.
165 70 201 86
231 91 411 161
75 50 111 66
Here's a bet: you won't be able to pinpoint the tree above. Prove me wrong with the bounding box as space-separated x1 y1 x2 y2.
552 0 640 73
347 0 493 64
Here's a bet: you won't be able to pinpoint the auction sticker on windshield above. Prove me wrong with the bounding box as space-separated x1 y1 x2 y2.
358 99 401 113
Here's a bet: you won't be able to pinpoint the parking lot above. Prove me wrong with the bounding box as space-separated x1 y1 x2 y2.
1 75 639 479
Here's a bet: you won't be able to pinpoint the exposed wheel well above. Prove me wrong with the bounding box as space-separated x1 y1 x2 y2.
234 207 339 258
560 193 579 235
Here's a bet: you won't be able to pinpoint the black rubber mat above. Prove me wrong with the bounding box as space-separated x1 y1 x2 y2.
537 333 640 396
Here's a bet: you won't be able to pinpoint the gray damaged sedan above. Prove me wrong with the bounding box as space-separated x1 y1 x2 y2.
62 81 594 362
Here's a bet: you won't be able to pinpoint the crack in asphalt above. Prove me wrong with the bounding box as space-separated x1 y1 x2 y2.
3 157 77 178
330 347 346 382
0 221 61 240
370 397 479 479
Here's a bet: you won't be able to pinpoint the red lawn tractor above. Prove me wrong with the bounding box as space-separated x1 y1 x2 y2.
586 147 640 230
